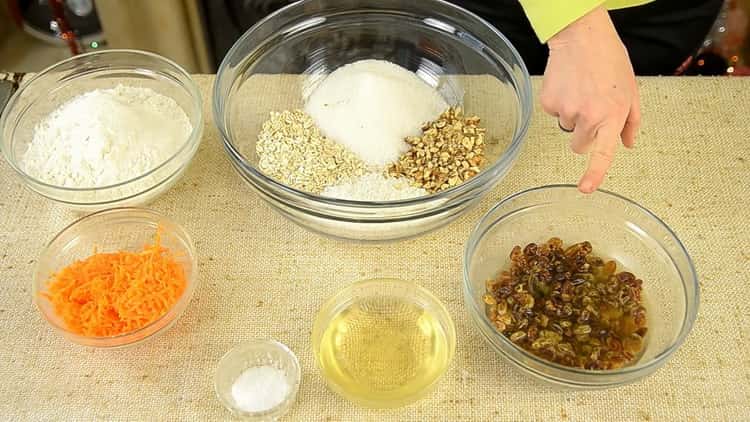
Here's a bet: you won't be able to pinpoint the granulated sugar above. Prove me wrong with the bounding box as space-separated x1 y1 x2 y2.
304 59 448 167
20 84 192 188
321 173 428 201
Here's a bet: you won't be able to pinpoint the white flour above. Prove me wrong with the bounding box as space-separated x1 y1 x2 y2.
321 172 428 201
21 84 192 188
305 59 448 167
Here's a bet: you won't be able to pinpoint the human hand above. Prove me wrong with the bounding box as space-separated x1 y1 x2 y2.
540 6 640 193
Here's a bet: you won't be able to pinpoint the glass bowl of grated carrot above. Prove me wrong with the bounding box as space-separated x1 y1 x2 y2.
33 207 198 348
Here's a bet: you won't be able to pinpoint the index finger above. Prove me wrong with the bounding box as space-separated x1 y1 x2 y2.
578 123 619 193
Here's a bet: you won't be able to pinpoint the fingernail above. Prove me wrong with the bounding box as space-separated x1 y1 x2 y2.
579 180 594 193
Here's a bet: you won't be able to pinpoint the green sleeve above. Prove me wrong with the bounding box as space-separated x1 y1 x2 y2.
519 0 606 42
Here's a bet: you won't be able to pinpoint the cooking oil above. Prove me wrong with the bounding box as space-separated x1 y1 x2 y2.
316 292 453 408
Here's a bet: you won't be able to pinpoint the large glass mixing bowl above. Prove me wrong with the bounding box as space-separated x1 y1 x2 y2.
214 0 532 242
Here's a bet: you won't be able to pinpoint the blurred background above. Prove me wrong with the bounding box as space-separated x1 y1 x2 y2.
0 0 748 75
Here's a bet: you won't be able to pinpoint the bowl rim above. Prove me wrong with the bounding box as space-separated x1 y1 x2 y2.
214 339 302 418
310 277 457 406
33 207 199 347
463 184 700 378
213 0 532 208
0 49 204 192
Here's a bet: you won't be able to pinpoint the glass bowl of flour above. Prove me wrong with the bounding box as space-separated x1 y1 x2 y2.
0 50 203 211
214 0 532 242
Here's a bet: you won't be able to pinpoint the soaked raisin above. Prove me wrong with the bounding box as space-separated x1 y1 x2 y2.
483 238 648 369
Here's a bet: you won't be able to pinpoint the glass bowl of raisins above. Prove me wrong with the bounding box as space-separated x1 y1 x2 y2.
463 184 698 389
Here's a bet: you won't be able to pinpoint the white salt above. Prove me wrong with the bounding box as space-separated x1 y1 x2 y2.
231 365 289 413
304 59 448 167
321 173 428 201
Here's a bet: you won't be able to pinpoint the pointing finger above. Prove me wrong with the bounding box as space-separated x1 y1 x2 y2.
578 123 619 193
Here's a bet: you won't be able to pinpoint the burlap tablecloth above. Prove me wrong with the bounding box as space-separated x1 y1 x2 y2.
0 76 748 421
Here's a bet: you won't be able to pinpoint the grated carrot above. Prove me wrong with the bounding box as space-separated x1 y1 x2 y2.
42 231 187 337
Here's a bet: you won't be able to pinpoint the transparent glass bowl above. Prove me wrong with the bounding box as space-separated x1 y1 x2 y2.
0 50 203 211
311 278 456 407
33 207 198 348
215 340 301 421
213 0 532 242
463 185 699 388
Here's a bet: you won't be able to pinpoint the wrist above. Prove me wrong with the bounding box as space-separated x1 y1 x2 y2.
548 6 612 49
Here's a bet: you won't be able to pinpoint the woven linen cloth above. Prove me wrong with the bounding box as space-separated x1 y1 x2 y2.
0 76 748 421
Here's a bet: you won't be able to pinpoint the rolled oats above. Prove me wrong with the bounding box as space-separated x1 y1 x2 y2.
256 110 365 193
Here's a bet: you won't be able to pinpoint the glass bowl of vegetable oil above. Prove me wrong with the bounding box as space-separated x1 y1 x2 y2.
312 278 456 408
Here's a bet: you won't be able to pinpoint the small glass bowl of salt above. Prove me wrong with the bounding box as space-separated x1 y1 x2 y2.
215 340 301 421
